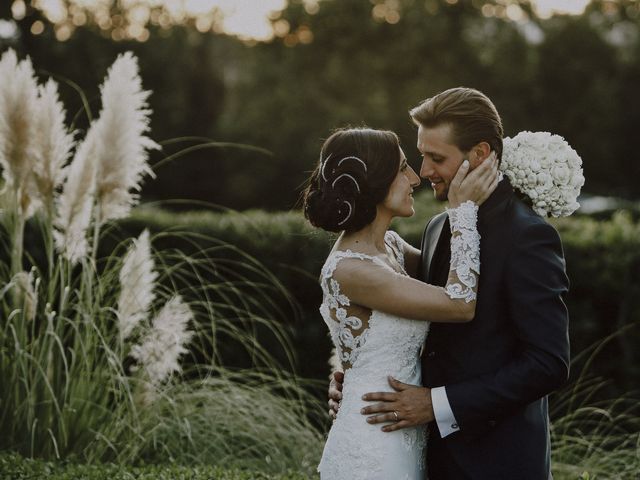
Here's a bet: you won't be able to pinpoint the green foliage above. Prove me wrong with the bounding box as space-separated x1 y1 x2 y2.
0 216 325 469
0 452 312 479
550 211 640 391
550 370 640 479
3 199 638 480
139 374 323 474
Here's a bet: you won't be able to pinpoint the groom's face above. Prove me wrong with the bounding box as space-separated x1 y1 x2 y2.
417 123 467 202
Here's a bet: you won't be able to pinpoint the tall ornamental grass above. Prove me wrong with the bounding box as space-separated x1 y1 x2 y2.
550 326 640 480
0 49 323 472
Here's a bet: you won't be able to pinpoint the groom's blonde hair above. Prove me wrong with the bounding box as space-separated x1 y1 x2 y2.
409 87 504 161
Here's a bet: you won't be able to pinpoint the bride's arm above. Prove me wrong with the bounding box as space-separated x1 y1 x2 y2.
335 156 498 323
334 202 480 323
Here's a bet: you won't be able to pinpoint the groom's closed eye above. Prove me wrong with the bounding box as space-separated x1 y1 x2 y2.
419 150 444 162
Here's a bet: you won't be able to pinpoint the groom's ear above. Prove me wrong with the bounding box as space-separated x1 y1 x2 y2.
468 142 491 169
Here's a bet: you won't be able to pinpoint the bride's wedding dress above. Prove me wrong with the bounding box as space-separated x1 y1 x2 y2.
317 203 480 480
317 231 429 480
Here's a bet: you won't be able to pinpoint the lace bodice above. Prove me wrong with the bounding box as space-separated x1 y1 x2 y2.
319 231 424 373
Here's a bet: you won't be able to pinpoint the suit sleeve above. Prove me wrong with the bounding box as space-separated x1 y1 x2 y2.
444 221 570 436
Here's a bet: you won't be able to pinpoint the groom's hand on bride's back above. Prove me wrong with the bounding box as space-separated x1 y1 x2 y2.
328 371 344 419
360 377 435 432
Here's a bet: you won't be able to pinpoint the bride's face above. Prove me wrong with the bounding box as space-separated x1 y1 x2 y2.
381 148 421 218
417 123 466 201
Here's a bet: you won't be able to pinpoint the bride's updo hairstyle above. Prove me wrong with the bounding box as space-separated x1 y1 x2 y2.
303 128 401 233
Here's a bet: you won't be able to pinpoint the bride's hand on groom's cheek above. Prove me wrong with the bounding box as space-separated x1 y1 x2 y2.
448 152 499 207
328 371 344 420
360 376 435 432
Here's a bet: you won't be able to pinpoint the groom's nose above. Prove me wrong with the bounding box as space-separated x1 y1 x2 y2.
420 158 435 179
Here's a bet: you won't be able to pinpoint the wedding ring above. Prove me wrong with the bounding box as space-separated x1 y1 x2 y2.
393 411 399 422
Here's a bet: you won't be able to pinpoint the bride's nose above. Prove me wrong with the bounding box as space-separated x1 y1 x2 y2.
409 166 421 187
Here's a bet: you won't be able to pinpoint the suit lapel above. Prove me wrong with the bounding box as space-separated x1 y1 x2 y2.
421 213 448 284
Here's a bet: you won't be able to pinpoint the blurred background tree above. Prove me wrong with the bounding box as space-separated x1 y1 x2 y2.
2 0 639 210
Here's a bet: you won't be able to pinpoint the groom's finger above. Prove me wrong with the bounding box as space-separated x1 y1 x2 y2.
361 400 396 415
365 412 398 425
382 420 411 432
388 376 410 391
361 391 396 403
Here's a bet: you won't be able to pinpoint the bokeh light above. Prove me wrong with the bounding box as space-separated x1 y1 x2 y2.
11 0 597 43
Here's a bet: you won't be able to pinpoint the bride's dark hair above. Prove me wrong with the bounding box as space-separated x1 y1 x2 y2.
303 127 401 233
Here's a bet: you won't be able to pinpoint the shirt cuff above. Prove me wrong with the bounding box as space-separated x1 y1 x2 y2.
431 386 460 438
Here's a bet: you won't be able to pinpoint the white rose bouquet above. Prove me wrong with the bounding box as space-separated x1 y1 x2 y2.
500 131 585 217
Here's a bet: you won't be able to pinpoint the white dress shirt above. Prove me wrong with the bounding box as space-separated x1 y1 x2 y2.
431 386 460 437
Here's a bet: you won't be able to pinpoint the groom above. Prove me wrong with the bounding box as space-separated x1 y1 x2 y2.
329 87 570 479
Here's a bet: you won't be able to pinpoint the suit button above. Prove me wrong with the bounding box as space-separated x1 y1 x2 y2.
428 351 436 358
451 423 459 429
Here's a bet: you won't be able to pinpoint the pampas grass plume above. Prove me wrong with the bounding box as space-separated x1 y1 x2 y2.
33 79 74 209
53 123 99 263
12 269 38 322
0 49 41 217
130 295 194 387
93 52 159 224
117 229 157 340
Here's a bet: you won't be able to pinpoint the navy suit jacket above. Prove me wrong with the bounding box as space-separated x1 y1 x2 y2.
419 178 570 479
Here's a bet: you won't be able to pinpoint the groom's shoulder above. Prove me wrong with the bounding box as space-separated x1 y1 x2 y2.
507 198 562 244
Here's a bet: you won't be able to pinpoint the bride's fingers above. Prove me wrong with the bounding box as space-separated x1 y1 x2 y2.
463 159 498 197
478 157 499 188
463 152 496 184
450 159 470 191
476 163 500 203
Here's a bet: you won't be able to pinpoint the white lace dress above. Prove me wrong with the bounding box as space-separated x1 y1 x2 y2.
317 203 480 480
317 231 429 480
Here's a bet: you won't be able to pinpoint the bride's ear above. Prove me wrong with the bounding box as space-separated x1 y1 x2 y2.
468 142 491 168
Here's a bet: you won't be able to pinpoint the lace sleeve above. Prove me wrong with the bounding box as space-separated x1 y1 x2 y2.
444 201 480 303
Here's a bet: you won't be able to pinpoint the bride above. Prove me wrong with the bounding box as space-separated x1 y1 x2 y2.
303 127 498 479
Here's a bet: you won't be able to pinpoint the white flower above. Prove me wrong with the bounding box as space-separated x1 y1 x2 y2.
53 122 99 264
33 79 75 211
92 52 159 225
130 295 194 387
536 172 552 186
501 131 584 217
529 159 541 172
117 229 157 340
0 49 40 217
551 165 571 185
